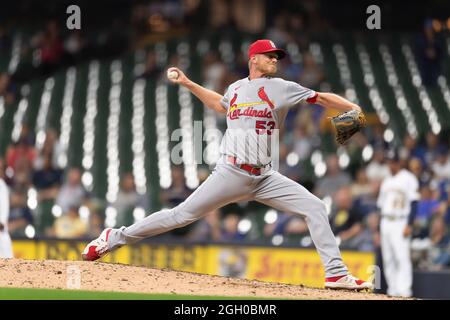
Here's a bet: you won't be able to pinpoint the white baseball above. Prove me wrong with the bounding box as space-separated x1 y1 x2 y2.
167 70 179 80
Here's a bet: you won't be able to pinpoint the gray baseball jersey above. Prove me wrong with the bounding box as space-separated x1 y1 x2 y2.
219 77 316 166
107 76 349 278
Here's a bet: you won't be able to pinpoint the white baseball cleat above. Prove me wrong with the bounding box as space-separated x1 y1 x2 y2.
82 228 112 261
324 274 374 290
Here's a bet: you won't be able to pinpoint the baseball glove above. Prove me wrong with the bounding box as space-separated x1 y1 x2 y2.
331 109 366 145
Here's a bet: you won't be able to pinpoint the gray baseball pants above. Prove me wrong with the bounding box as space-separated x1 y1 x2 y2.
108 157 348 277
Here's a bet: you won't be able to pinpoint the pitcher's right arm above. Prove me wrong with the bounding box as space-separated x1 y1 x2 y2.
167 67 227 114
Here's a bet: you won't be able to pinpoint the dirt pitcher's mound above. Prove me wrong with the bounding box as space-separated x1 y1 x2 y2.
0 258 401 300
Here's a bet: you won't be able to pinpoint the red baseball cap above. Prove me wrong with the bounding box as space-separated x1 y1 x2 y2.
248 39 286 60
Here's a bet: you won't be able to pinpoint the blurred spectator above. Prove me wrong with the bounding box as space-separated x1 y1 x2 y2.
87 210 105 238
298 52 325 90
55 167 89 213
288 13 309 48
112 172 150 228
351 167 373 198
188 209 222 241
264 211 308 239
220 212 246 242
432 148 450 181
438 186 450 226
182 0 207 30
202 51 226 92
197 167 211 185
0 26 11 53
7 170 33 237
343 134 369 174
0 73 16 104
329 187 364 249
148 0 184 28
408 157 432 186
207 0 231 30
292 124 312 161
412 185 441 239
415 19 444 87
423 133 445 167
32 20 64 76
265 13 291 47
357 212 381 252
427 217 450 270
34 128 64 170
232 52 249 79
131 4 151 38
351 167 379 217
319 103 340 134
401 134 422 163
33 155 62 235
6 137 36 177
369 125 388 151
278 54 302 82
17 124 35 146
52 205 87 239
437 178 450 205
0 73 10 96
315 154 351 198
160 166 193 208
160 166 193 236
231 0 265 34
409 157 422 179
366 148 390 183
101 18 130 57
32 154 62 202
63 30 87 64
276 143 289 174
291 110 315 161
139 50 162 79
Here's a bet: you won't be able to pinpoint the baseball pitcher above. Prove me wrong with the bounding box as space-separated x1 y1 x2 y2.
82 39 371 290
377 150 419 297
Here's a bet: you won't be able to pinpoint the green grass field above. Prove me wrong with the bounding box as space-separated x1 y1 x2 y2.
0 287 277 300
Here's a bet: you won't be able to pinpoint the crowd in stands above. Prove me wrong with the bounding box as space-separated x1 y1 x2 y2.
2 97 450 271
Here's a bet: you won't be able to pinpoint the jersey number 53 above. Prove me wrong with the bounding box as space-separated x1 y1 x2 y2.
256 120 276 135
